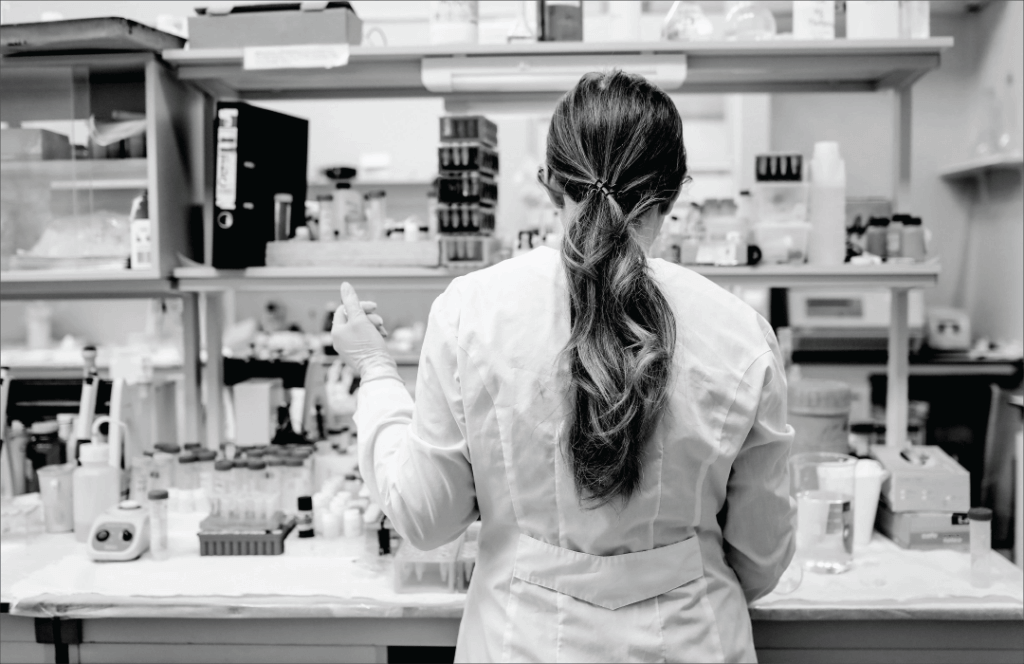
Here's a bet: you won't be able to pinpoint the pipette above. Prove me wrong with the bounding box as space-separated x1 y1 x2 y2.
73 346 100 463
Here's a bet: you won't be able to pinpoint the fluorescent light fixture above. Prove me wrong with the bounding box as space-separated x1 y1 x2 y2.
422 54 687 93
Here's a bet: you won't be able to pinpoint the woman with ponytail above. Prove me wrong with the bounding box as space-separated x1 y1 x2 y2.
334 72 795 662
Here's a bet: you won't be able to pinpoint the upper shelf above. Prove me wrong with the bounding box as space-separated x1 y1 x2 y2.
174 262 940 292
163 39 953 99
940 151 1024 180
0 270 176 300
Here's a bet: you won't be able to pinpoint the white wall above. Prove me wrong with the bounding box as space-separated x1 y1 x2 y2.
960 0 1024 344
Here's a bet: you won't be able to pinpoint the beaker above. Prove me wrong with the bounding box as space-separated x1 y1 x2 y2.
790 452 856 574
37 464 75 533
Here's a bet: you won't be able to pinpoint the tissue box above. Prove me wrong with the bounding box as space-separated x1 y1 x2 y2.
189 2 362 49
870 445 970 513
876 503 970 550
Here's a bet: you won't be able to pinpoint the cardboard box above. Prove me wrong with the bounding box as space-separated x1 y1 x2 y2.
0 128 71 161
870 445 970 513
876 502 970 550
233 378 284 447
189 4 362 49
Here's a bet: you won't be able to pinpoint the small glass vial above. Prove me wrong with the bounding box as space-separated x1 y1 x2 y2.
969 507 993 588
297 495 314 538
148 489 170 560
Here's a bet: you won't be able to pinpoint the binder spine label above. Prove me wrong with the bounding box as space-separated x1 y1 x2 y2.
215 108 239 211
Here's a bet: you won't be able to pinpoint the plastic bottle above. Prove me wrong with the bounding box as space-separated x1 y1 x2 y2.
969 507 993 588
807 141 847 265
73 443 120 541
148 489 169 560
865 217 889 258
888 214 908 260
343 507 363 538
901 217 927 261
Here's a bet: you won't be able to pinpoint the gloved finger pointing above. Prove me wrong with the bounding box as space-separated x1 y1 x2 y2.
340 282 365 320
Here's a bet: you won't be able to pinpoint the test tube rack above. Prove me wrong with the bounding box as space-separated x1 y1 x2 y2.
198 511 296 556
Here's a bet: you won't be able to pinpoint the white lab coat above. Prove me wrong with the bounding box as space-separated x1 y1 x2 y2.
356 247 795 663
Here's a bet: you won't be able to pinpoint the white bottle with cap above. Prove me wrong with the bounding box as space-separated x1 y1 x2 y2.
73 443 121 542
808 141 847 265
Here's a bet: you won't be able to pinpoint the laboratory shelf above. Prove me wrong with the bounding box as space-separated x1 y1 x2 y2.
173 262 940 292
173 265 476 292
939 151 1024 180
162 39 952 100
0 158 148 181
0 270 176 300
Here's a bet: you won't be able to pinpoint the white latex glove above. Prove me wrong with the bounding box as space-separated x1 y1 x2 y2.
331 282 398 382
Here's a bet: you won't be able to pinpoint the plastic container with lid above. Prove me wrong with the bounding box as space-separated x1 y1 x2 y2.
788 379 853 456
73 443 120 542
969 507 993 588
148 489 169 560
176 453 198 490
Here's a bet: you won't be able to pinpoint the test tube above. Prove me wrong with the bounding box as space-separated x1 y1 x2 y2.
212 459 233 518
148 489 169 560
969 507 993 588
152 442 180 490
247 458 267 521
129 452 153 502
265 456 285 516
195 450 217 496
230 458 248 520
282 458 302 515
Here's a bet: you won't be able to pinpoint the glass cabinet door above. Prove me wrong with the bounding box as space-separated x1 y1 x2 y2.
1 63 148 273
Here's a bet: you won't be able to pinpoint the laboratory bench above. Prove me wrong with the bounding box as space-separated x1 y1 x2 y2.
1 513 1021 664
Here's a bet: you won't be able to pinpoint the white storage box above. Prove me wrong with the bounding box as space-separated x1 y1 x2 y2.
265 240 439 268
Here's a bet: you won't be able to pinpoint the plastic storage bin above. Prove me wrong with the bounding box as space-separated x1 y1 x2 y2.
752 181 809 225
393 534 465 593
752 221 811 264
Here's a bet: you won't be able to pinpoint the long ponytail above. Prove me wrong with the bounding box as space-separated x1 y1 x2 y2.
545 71 689 506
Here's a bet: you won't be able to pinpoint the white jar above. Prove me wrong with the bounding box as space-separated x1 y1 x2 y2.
73 444 120 542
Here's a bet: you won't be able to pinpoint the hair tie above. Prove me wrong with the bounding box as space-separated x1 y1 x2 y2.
590 179 614 199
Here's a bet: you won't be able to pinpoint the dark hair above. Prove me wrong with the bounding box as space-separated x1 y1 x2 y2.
543 71 688 506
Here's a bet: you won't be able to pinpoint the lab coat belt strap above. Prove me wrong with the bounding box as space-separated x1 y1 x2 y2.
511 533 704 611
